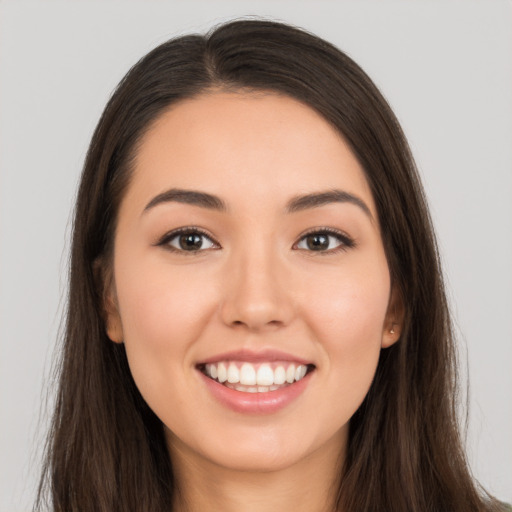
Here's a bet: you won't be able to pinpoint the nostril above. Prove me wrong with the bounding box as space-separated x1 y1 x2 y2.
228 318 284 331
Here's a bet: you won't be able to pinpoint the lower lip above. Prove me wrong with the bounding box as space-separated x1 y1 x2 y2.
199 371 312 414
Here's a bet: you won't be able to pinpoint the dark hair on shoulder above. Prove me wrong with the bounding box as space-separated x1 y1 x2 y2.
36 18 505 512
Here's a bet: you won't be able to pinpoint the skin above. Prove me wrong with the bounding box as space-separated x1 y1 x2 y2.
105 91 401 512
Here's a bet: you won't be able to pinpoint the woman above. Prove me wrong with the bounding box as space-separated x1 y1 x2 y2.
36 19 507 512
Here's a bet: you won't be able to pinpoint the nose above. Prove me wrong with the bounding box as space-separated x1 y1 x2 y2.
219 247 295 332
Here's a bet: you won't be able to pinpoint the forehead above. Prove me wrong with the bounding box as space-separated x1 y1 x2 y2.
125 91 375 216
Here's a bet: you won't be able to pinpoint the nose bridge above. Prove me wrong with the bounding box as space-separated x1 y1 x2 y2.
220 236 294 331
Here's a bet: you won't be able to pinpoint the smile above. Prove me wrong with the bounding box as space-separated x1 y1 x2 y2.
200 361 313 393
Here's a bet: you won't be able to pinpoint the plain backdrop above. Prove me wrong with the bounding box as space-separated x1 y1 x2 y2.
0 1 511 510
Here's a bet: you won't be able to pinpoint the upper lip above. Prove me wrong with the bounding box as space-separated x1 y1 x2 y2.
198 349 313 366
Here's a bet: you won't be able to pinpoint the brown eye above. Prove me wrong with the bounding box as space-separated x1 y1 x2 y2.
163 229 218 252
178 233 204 250
295 230 354 253
304 234 330 251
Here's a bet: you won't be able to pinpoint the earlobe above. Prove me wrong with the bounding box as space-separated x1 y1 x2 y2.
381 285 404 348
94 258 124 344
104 293 124 344
382 322 401 348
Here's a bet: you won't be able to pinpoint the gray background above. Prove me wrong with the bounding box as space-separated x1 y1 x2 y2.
0 1 510 509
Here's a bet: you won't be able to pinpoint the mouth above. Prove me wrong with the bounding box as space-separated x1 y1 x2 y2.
197 361 316 393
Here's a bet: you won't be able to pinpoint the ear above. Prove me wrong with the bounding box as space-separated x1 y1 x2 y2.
94 258 124 344
381 285 404 348
103 288 124 344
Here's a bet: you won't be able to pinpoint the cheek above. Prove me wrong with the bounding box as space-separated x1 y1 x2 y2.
312 285 387 372
302 258 390 345
301 259 390 409
116 252 217 344
113 254 219 401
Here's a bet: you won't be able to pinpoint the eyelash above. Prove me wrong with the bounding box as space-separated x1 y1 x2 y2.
294 227 355 255
156 226 355 255
156 226 219 255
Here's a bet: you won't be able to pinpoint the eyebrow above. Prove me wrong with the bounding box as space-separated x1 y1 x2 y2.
143 187 372 219
143 188 228 213
285 189 372 218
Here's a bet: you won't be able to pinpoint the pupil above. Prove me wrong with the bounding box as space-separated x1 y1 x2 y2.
307 234 329 251
180 233 202 250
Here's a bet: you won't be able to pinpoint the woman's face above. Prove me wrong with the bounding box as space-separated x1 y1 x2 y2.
106 91 399 474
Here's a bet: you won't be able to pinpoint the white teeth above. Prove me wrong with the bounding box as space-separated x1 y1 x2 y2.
274 366 286 385
234 384 257 393
217 362 227 383
239 363 257 385
227 363 239 383
286 364 296 383
256 364 274 386
203 360 311 392
295 365 307 381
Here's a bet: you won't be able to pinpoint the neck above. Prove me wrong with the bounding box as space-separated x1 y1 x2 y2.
168 432 345 512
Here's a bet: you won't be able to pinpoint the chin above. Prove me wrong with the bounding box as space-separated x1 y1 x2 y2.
203 442 307 473
166 420 347 476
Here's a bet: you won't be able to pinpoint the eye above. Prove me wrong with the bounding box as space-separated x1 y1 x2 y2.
158 228 219 253
295 229 354 253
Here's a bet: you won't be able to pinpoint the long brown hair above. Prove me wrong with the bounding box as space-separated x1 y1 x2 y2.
36 19 505 512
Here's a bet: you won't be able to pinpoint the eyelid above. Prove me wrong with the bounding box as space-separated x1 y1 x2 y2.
155 225 355 254
293 227 355 253
156 226 221 252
